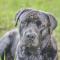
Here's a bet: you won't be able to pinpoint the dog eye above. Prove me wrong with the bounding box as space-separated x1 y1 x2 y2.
42 25 45 27
21 21 26 24
36 20 41 27
27 19 31 23
21 21 27 26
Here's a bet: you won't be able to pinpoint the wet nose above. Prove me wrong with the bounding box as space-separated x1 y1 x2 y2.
26 33 36 40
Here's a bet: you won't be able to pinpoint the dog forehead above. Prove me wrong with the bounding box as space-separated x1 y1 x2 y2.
20 11 39 22
20 10 48 24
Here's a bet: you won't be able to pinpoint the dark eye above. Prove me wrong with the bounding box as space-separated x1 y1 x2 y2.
21 21 26 24
36 20 41 26
27 19 31 24
21 21 27 26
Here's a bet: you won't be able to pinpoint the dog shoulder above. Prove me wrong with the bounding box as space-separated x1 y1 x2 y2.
51 35 57 50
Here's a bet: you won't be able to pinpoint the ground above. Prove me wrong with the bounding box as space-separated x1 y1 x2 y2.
0 0 60 60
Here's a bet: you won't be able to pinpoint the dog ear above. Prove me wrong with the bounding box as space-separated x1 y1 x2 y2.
48 14 57 31
15 9 32 26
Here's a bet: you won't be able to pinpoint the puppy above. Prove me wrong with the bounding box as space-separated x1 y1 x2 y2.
0 9 58 60
15 9 58 60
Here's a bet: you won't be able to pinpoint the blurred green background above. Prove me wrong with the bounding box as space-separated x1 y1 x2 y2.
0 0 60 60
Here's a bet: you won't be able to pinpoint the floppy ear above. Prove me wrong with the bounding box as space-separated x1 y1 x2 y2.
48 14 57 31
15 9 32 26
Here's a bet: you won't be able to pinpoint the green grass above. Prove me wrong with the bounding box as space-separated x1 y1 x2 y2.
0 0 60 60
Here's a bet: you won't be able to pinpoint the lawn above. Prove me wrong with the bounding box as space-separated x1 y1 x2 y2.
0 0 60 60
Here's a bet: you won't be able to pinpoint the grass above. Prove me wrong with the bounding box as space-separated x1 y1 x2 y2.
0 0 60 60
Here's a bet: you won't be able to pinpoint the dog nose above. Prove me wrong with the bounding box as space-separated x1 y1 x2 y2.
26 33 35 39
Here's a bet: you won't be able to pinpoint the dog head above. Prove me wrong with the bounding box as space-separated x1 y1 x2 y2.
15 9 57 49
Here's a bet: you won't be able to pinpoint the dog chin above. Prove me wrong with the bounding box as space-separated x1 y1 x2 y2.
25 46 38 51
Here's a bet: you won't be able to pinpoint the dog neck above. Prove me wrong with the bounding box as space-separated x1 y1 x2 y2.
25 47 41 56
18 46 43 60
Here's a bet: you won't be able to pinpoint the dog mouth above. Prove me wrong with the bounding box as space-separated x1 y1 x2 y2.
26 46 37 51
25 40 38 47
25 46 38 56
24 37 39 48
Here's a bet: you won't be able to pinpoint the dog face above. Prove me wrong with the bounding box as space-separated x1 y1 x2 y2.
15 9 57 48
